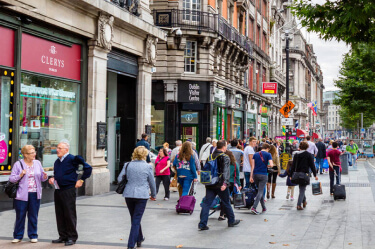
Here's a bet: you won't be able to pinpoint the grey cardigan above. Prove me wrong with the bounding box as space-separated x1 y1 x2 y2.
117 160 156 199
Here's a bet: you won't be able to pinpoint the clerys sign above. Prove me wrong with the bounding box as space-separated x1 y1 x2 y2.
178 81 209 103
21 33 81 81
262 82 278 97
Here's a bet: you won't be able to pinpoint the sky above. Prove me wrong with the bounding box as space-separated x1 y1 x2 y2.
298 0 350 92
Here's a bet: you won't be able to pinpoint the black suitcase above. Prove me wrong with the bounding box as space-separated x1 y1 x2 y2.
333 184 346 200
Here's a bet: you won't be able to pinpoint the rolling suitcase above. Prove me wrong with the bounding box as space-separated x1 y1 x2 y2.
312 182 322 195
333 184 346 200
176 181 197 214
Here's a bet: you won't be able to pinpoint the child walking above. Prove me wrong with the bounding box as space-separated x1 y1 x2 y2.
279 160 297 200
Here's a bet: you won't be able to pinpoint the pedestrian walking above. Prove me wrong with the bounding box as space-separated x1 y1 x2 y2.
48 141 92 246
266 145 280 199
210 139 218 154
229 139 245 188
136 133 151 163
218 150 242 221
306 136 318 156
290 142 318 210
199 137 213 169
276 140 284 155
163 142 172 156
173 142 198 196
170 140 182 163
9 145 48 243
250 143 273 214
279 160 297 200
327 142 344 195
155 148 171 200
346 140 359 167
315 138 326 174
199 140 240 230
191 142 201 172
117 146 156 249
243 137 256 188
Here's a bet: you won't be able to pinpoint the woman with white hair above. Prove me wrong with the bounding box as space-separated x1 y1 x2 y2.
210 139 218 154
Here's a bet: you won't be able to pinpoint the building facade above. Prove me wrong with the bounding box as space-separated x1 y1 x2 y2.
323 91 343 138
0 0 165 206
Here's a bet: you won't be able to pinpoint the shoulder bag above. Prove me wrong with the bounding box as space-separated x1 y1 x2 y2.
291 155 310 185
199 144 211 168
259 152 274 174
116 162 130 194
4 160 24 199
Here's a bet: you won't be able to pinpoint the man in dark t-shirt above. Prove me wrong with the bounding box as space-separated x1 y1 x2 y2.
327 142 344 195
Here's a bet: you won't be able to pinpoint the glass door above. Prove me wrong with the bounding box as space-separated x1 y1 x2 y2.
181 124 199 149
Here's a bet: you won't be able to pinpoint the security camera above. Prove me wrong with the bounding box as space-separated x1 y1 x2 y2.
175 28 182 36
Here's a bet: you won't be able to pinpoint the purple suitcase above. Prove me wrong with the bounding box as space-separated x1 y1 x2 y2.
176 195 196 214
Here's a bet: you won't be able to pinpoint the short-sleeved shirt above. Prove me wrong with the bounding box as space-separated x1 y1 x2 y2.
252 151 272 175
229 148 244 167
327 149 341 172
243 146 255 172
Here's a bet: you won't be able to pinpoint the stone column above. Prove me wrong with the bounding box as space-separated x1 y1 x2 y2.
85 41 110 196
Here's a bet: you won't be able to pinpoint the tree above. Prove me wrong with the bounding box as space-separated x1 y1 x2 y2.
334 43 375 129
292 0 375 44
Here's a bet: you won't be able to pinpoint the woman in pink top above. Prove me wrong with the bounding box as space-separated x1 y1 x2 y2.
155 148 171 200
9 145 48 243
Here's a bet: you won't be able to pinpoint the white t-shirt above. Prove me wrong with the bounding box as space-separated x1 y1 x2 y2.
243 146 255 172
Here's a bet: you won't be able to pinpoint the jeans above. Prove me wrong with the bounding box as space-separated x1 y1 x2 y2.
125 198 147 248
315 158 325 173
178 177 193 196
253 174 268 210
329 166 341 193
199 187 235 228
155 175 170 198
349 154 357 167
297 184 307 207
244 172 251 188
14 192 41 239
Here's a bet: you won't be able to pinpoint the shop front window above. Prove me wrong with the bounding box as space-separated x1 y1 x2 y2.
151 105 164 149
0 75 11 167
233 111 243 140
19 73 79 168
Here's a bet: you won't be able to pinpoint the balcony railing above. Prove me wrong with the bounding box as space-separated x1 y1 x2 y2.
152 9 253 56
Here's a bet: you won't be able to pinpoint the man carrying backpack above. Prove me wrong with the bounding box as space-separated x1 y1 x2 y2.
198 140 241 230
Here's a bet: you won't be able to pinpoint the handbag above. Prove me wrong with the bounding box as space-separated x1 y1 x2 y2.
291 172 310 185
4 160 24 199
116 162 130 194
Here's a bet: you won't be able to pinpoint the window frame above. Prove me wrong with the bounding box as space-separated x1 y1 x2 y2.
184 41 197 73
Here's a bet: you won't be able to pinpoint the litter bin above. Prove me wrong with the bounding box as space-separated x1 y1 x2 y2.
340 152 349 175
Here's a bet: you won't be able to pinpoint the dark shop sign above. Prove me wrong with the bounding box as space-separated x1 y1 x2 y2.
178 81 209 103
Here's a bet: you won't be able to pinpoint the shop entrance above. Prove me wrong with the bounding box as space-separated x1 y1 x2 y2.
180 111 199 150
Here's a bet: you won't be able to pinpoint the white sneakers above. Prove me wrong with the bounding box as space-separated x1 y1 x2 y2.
164 197 169 201
11 238 38 243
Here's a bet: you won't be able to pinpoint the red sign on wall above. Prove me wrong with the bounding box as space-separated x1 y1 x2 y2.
262 82 278 97
21 33 81 81
0 26 15 67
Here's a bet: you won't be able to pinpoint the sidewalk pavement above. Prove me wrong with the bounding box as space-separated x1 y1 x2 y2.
1 160 375 249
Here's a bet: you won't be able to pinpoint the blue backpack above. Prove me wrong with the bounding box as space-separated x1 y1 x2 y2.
200 153 226 186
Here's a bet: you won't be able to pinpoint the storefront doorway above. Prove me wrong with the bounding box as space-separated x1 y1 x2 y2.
181 124 199 146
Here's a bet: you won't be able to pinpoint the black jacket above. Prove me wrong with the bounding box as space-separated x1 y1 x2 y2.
209 149 230 189
291 151 317 177
316 141 326 159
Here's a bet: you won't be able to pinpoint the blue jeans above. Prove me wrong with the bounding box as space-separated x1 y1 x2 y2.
14 192 41 239
244 172 251 188
349 154 357 167
178 177 193 196
125 198 147 248
315 158 325 173
199 187 235 228
329 166 341 193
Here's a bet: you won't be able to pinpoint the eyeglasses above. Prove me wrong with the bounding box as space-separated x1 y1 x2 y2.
26 152 36 155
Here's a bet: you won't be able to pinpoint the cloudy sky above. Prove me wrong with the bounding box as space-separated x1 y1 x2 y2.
299 0 350 91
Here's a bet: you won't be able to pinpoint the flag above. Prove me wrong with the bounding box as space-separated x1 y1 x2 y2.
308 101 317 116
282 126 286 135
295 120 299 128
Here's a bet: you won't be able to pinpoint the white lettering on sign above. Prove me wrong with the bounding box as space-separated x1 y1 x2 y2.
21 84 76 99
188 84 200 101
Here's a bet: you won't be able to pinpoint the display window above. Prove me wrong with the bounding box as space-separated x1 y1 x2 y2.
151 105 164 149
233 111 243 140
19 73 79 168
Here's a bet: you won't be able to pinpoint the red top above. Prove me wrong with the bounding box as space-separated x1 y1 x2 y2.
155 156 170 176
327 149 342 172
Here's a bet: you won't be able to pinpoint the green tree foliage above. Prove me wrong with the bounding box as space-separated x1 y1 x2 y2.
292 0 375 44
333 43 375 129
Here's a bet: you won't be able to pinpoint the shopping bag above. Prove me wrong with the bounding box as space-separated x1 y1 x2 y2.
322 159 329 169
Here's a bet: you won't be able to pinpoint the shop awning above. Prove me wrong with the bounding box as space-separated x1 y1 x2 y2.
296 129 308 138
312 132 320 139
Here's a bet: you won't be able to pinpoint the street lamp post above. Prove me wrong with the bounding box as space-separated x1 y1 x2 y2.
285 30 291 154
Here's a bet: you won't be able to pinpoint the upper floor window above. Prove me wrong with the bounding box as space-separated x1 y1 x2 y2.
183 0 201 21
184 41 197 73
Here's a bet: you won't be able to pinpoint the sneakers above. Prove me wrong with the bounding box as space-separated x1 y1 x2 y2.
198 225 209 231
164 197 169 201
262 207 267 213
12 239 21 243
250 207 260 215
228 220 241 227
286 193 290 199
290 197 294 201
30 239 38 243
218 216 226 221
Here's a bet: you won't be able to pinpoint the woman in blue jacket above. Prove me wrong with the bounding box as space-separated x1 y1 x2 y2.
173 142 198 196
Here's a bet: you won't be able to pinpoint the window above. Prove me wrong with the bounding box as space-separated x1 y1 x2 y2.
183 0 201 21
257 27 260 46
0 74 11 166
249 18 254 41
184 41 197 73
